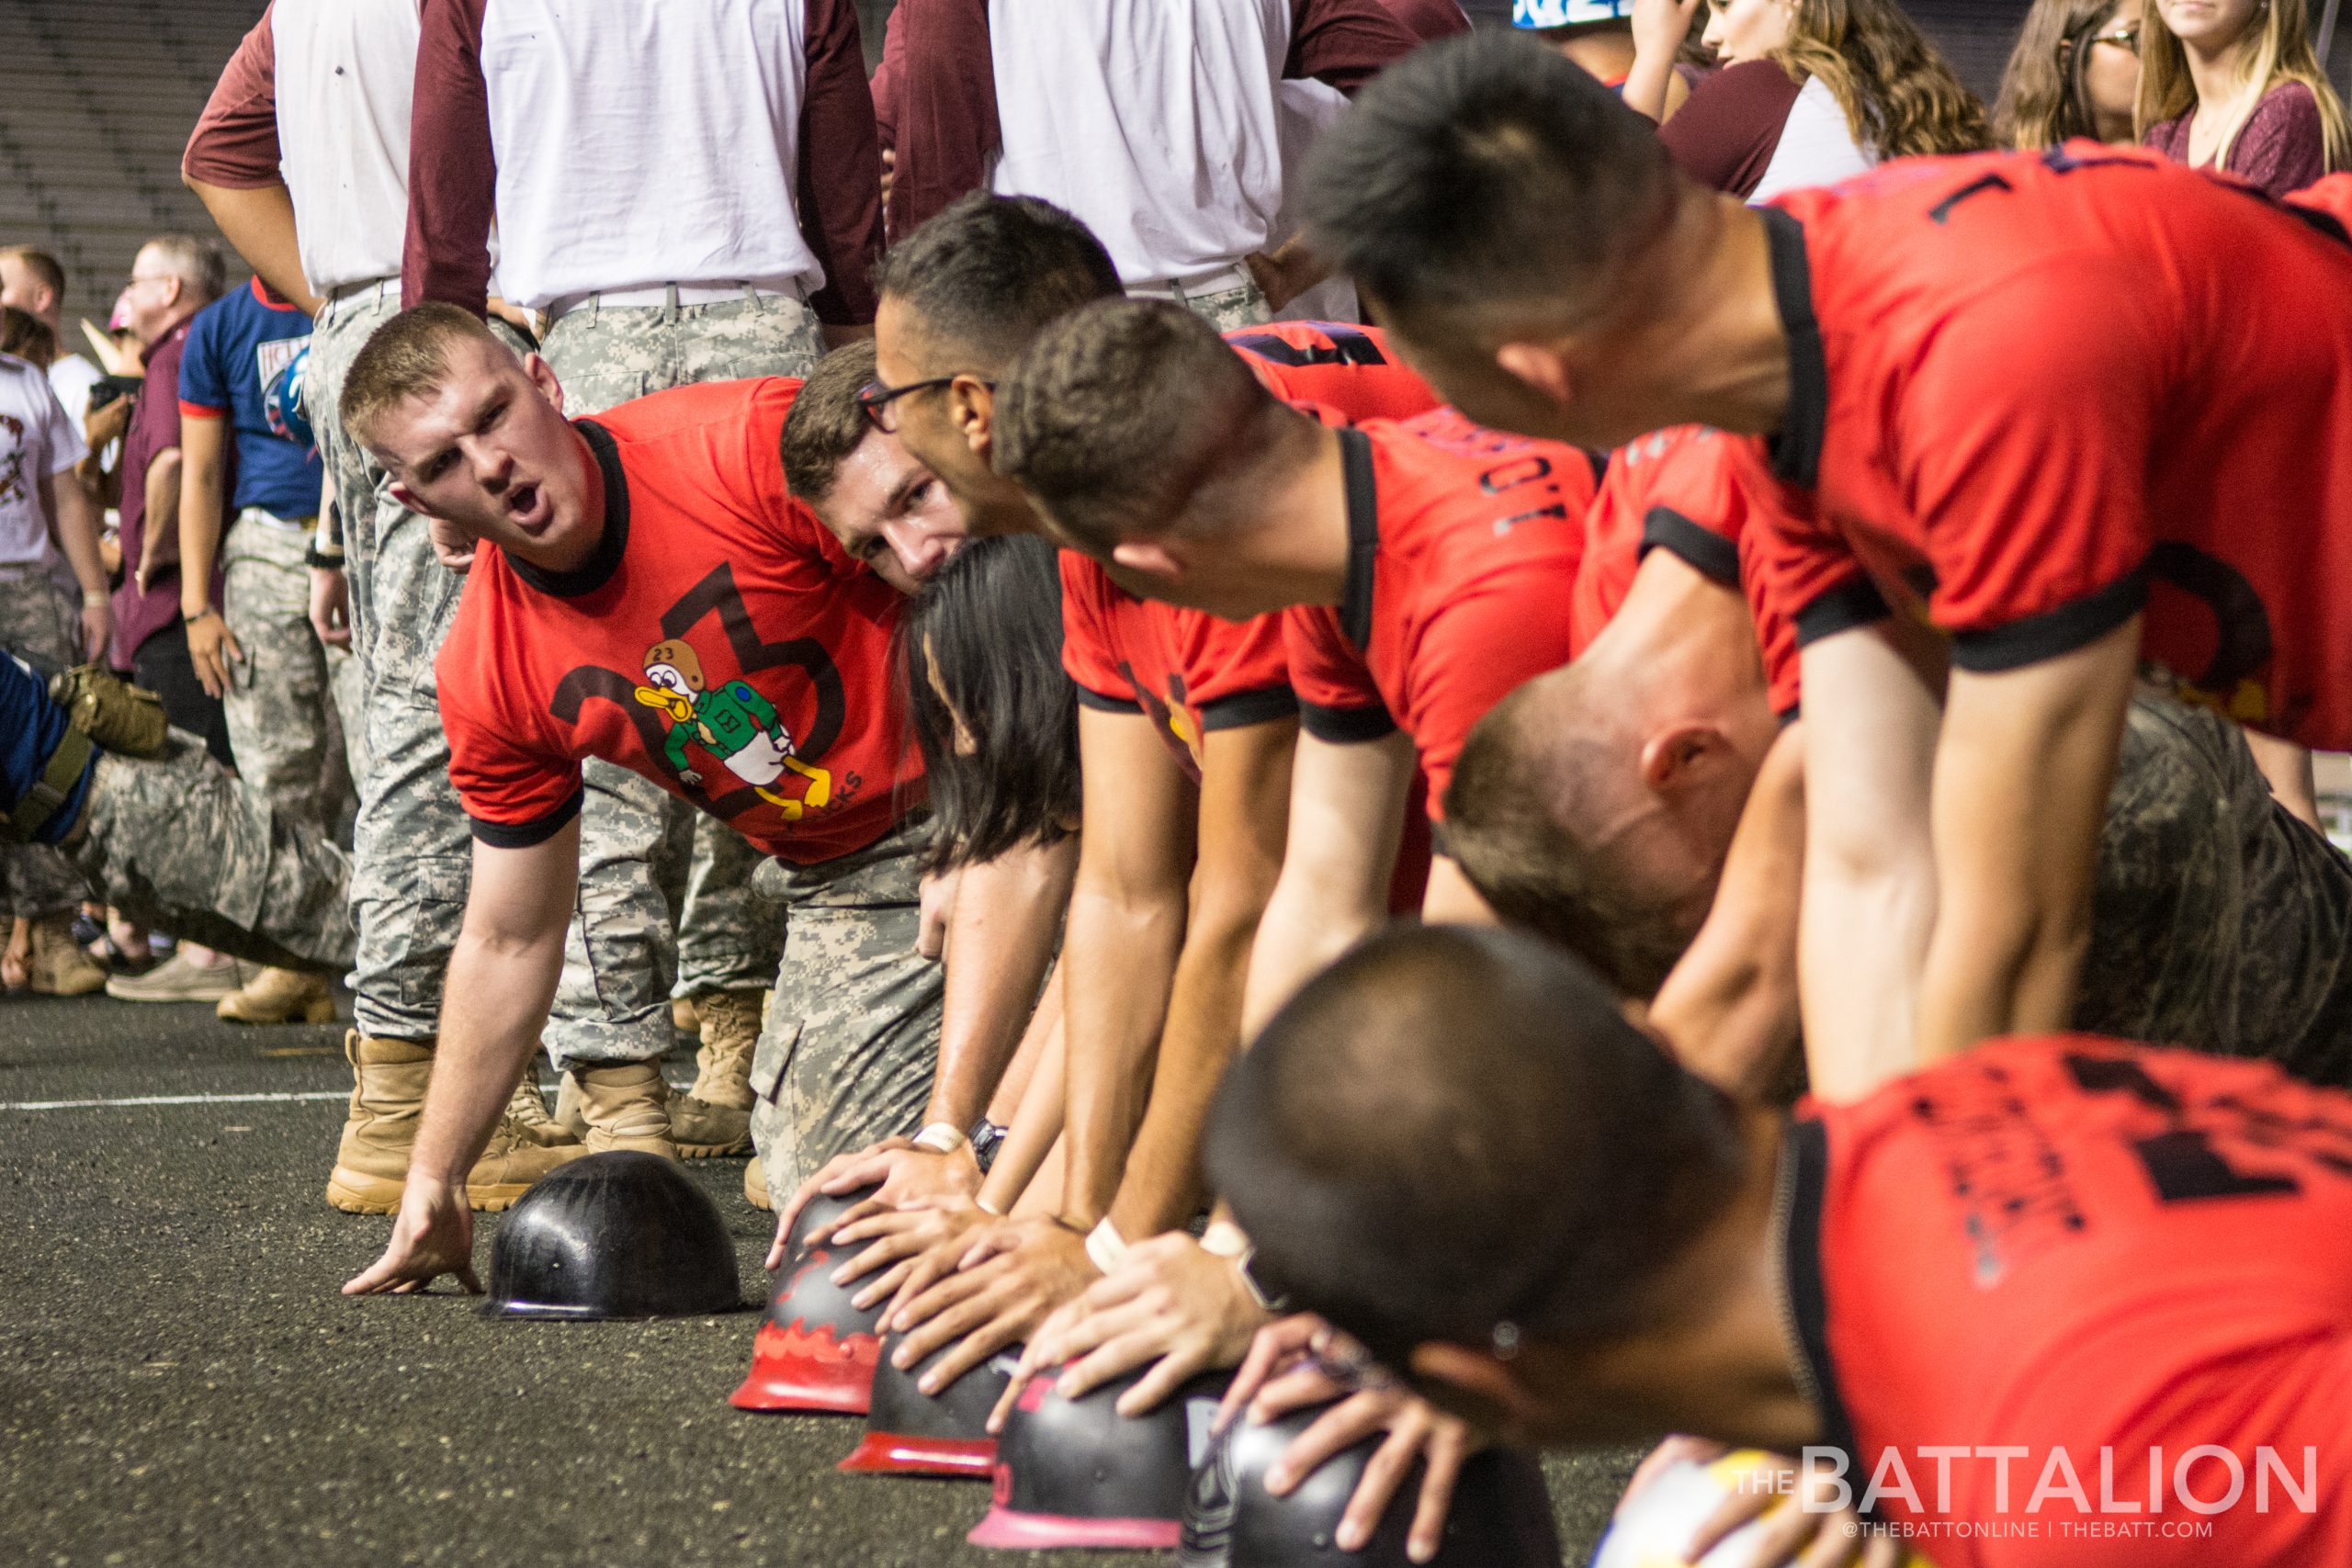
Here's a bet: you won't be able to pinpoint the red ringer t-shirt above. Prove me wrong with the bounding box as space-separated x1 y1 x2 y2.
1283 409 1596 817
1573 425 1809 717
1751 144 2352 748
1059 552 1296 781
436 378 920 863
1226 321 1441 424
1791 1035 2352 1567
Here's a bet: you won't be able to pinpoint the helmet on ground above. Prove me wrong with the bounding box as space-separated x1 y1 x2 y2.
731 1185 884 1413
1182 1401 1563 1566
839 1332 1014 1476
483 1151 741 1320
970 1364 1233 1551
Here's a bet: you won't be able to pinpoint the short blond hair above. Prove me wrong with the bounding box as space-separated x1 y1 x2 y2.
338 302 507 446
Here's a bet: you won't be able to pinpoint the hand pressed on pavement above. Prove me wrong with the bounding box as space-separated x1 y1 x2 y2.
765 1136 982 1270
882 1213 1099 1394
989 1232 1269 1432
343 1179 481 1296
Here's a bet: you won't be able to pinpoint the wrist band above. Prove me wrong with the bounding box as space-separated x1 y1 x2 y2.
1084 1217 1127 1274
182 606 219 626
911 1122 968 1156
82 589 108 608
967 1116 1008 1174
304 545 344 571
1200 1219 1250 1258
976 1194 1004 1217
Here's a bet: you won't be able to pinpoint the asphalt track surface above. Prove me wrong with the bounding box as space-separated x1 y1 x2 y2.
1 993 1642 1566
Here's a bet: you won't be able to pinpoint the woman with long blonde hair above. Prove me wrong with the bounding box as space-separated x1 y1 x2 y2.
1628 0 1987 201
2139 0 2348 193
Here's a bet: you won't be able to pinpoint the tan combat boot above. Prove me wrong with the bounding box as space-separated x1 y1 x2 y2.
328 1032 585 1213
671 995 701 1034
28 912 106 996
217 965 338 1024
506 1072 579 1148
670 987 760 1157
744 1152 773 1211
560 1061 675 1158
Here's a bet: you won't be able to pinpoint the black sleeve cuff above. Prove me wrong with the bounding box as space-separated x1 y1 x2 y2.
1199 684 1298 732
1641 506 1741 586
1073 684 1143 715
467 784 585 849
1792 579 1894 649
1300 700 1398 744
1948 566 2148 674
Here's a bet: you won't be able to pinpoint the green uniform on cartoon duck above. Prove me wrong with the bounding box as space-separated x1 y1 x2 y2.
634 638 832 820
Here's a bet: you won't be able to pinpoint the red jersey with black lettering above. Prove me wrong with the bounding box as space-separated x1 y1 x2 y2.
1792 1035 2352 1566
1283 409 1596 815
1226 321 1441 424
1753 144 2352 746
437 378 919 863
1571 425 1807 716
1059 553 1295 780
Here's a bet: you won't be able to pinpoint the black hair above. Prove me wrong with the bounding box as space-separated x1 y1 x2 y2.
1301 31 1675 334
875 194 1125 372
1204 925 1747 1372
895 535 1080 872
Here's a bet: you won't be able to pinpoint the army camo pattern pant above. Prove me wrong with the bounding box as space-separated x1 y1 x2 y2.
74 728 355 973
746 819 944 1190
1150 277 1273 332
220 511 357 840
537 290 820 1070
0 570 92 919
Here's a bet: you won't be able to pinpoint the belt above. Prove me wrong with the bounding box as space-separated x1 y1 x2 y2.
6 726 92 844
1125 263 1255 302
235 506 320 533
545 277 810 321
318 277 398 324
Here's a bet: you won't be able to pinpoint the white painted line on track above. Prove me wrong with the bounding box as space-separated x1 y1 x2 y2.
0 1078 697 1112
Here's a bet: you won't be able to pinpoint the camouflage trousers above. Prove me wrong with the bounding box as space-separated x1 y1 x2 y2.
0 569 91 919
2076 694 2352 1086
220 510 358 840
747 819 944 1190
309 288 474 1041
1145 277 1273 332
537 291 821 1068
72 728 355 972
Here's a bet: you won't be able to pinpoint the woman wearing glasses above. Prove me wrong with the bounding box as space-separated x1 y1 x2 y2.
2141 0 2348 194
1996 0 2148 145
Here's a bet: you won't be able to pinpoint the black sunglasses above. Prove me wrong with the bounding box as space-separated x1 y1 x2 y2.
857 374 988 433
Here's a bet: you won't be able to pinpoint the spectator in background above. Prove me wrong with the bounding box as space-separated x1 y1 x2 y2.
887 0 1421 326
1996 0 2144 146
102 234 244 1008
0 247 105 437
2140 0 2348 195
1627 0 1989 201
175 276 349 1026
0 309 112 997
1515 0 1694 115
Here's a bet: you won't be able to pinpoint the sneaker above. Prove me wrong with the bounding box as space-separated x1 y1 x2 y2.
559 1061 675 1159
506 1072 580 1148
326 1031 585 1214
216 965 338 1025
29 913 108 996
105 949 244 1004
670 987 760 1158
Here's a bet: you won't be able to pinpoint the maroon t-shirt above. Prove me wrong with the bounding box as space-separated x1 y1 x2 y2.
1659 58 1805 198
2145 81 2330 199
113 318 201 663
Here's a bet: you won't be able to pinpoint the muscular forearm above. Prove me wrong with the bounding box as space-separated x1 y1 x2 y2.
184 179 320 315
1239 863 1385 1042
408 929 565 1183
1057 881 1185 1228
928 837 1076 1130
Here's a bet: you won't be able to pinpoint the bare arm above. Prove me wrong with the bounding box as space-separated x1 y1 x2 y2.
2243 729 2322 830
1914 619 2140 1064
177 416 241 697
1059 708 1196 1230
1650 723 1805 1098
186 181 320 315
1240 729 1416 1040
1103 717 1296 1243
40 471 111 660
137 448 182 594
345 825 579 1293
1623 0 1702 121
929 834 1077 1132
1795 621 1944 1101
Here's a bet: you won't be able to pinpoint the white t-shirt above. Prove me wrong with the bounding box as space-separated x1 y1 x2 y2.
1748 77 1876 205
1271 79 1360 323
45 353 101 429
989 0 1292 288
0 353 88 570
274 0 422 294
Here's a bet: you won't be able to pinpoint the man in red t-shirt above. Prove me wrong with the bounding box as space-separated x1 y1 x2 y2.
1294 36 2352 1092
325 305 1016 1294
1212 923 2352 1568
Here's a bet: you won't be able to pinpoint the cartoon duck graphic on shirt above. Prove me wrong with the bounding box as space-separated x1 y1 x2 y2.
633 638 832 819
